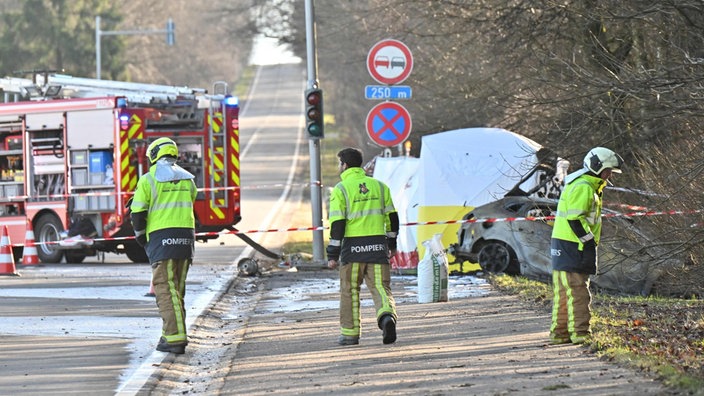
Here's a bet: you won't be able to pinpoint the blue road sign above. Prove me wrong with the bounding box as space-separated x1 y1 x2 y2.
366 102 412 147
365 85 412 100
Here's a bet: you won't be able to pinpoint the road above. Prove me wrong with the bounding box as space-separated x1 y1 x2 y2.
0 63 308 395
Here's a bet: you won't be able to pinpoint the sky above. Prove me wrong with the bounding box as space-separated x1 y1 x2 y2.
248 34 302 66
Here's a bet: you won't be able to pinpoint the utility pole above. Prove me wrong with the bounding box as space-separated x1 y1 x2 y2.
95 16 175 79
304 0 325 263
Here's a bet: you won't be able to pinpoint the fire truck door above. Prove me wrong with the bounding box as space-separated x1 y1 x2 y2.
65 110 115 148
25 113 63 131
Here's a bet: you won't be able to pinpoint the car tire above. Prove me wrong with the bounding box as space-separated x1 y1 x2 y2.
478 242 516 274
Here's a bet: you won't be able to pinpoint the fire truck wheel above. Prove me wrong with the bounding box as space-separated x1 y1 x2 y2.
35 214 65 263
64 251 87 264
125 243 149 263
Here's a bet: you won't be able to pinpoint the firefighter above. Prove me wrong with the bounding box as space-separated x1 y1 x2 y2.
326 147 399 345
549 147 624 344
130 137 197 354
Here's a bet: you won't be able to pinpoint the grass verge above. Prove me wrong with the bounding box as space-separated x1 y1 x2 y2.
490 274 704 395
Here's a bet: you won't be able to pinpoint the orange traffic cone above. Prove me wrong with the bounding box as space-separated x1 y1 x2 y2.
144 279 156 297
22 220 39 266
0 225 19 276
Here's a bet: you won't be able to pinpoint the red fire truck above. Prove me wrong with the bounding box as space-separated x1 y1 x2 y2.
0 73 241 263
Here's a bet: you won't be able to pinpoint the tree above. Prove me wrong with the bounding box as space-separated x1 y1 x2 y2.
0 0 125 79
278 0 704 294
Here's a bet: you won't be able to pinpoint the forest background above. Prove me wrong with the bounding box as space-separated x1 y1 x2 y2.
0 0 703 296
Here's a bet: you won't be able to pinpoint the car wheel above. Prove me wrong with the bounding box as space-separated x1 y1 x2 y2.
478 242 513 273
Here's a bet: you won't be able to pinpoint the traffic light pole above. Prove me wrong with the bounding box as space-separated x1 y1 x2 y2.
95 16 175 80
304 0 325 263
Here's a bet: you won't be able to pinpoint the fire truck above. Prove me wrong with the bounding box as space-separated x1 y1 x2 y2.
0 73 241 263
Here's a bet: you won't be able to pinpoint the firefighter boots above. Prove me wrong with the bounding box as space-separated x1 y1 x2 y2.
156 337 187 354
380 315 397 345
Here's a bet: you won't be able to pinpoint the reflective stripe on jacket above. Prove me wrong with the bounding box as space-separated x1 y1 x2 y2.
329 167 396 264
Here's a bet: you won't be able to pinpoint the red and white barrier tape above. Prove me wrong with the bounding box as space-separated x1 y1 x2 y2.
9 207 704 248
604 202 651 211
0 181 325 202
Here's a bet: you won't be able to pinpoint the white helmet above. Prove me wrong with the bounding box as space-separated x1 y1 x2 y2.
584 147 624 175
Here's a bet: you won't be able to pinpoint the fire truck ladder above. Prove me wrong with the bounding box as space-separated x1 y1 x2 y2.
0 73 205 104
208 81 229 211
46 74 205 103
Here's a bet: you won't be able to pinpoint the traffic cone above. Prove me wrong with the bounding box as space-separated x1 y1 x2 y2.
0 225 19 276
21 220 40 266
145 279 156 297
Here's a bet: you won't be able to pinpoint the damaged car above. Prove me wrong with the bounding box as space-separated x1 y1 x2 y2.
448 195 674 296
448 196 555 280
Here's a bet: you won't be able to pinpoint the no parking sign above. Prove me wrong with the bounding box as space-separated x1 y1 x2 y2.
366 102 412 148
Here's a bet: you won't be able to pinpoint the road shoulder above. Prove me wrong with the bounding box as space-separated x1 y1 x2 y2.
143 268 673 395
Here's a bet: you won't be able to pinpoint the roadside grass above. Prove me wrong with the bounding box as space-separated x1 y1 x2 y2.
490 274 704 395
232 65 257 100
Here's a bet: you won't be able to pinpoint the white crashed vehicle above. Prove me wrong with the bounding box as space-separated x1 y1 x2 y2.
448 195 670 296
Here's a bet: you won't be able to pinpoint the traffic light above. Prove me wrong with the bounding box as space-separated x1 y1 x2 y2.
166 18 175 46
305 88 324 139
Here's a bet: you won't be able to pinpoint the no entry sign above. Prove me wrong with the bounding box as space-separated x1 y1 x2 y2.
366 101 412 147
366 39 414 85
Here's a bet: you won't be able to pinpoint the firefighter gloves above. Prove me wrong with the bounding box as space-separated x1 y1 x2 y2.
326 245 341 262
136 234 147 247
580 239 596 270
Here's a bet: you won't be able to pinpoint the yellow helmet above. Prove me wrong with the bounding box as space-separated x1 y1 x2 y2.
147 137 178 164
